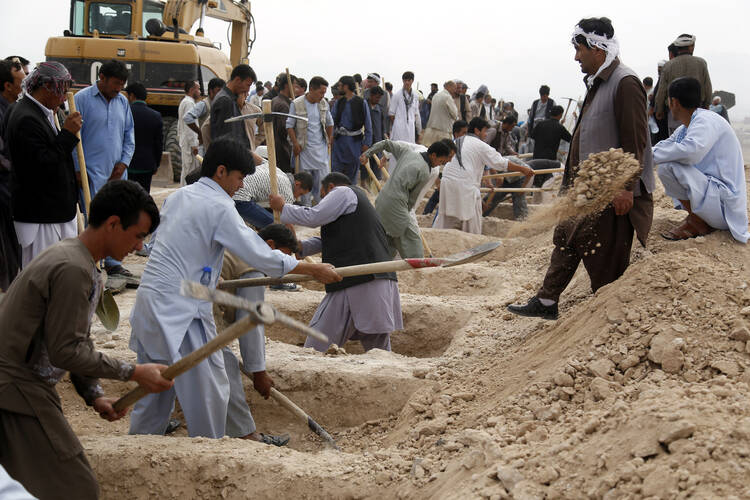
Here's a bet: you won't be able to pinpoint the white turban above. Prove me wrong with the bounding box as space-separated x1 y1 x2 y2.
672 34 695 47
571 24 620 87
366 73 381 85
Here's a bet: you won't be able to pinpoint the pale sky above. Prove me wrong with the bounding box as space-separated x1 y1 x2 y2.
3 0 749 120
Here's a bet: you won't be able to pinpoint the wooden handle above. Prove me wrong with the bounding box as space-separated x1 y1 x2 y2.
113 315 259 411
479 187 554 193
67 92 92 215
378 156 391 180
482 167 562 180
363 159 382 191
262 100 281 223
219 258 427 289
270 388 307 422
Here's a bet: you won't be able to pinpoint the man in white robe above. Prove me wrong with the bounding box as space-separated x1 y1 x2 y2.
654 77 749 243
433 117 534 234
128 138 340 442
178 80 201 185
389 71 421 143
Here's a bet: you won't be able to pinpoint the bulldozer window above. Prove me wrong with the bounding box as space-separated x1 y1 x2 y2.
70 0 85 35
89 2 132 36
142 0 164 36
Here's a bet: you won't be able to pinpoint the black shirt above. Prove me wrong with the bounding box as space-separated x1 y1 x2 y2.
530 118 571 161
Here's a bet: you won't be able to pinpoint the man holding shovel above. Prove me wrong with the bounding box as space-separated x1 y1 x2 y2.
128 138 340 442
270 172 403 352
0 180 173 500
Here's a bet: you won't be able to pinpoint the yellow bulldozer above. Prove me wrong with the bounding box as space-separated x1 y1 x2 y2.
45 0 254 181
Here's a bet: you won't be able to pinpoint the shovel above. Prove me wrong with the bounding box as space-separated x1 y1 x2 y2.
218 241 501 289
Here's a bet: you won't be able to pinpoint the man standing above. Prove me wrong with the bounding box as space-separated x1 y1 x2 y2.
270 172 402 352
125 83 163 193
364 86 387 179
0 180 173 499
5 63 80 268
527 85 555 135
363 73 389 140
362 140 454 257
128 138 340 441
271 72 297 173
0 59 24 288
178 80 201 185
286 76 334 204
709 96 729 122
183 77 225 154
530 104 571 166
389 71 421 143
332 76 372 185
508 17 654 320
210 64 256 150
654 34 712 134
74 59 135 278
434 117 534 233
454 81 471 122
655 77 748 243
422 80 459 147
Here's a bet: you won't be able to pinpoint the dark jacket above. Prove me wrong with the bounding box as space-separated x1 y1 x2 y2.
210 86 251 150
5 95 79 224
128 101 163 174
527 97 556 133
530 118 571 160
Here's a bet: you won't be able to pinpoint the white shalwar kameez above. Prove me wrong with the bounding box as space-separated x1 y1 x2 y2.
128 177 298 438
653 108 749 243
389 88 421 143
178 95 200 185
433 134 508 234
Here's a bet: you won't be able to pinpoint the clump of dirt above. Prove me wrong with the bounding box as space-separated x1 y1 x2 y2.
508 148 642 238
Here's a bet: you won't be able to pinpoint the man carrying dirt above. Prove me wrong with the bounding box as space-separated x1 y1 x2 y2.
508 17 654 320
270 172 403 352
0 180 173 499
128 138 340 442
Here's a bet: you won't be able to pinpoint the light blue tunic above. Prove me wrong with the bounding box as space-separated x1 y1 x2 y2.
653 109 749 243
286 98 333 172
73 84 134 194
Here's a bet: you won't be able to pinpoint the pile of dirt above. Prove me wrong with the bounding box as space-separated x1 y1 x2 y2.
54 166 749 499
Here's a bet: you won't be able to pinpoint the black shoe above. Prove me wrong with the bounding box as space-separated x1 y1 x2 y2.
259 432 290 447
507 296 558 320
269 283 299 292
105 265 140 288
165 418 182 435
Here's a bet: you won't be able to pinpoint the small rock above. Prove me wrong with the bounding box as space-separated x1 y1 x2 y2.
102 341 116 349
661 341 685 374
674 270 689 282
413 419 447 438
729 324 750 342
711 359 741 377
412 368 429 379
618 354 640 371
588 359 615 379
631 433 660 458
537 465 559 484
495 465 524 492
641 465 678 498
583 418 599 434
453 392 475 402
553 372 574 387
741 306 750 316
658 421 696 444
590 377 615 401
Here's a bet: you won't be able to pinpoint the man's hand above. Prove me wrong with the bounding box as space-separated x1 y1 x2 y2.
361 144 369 153
509 162 535 180
237 93 247 108
269 194 285 212
293 142 302 156
109 162 127 181
130 363 173 393
612 190 634 215
252 370 273 399
191 146 199 156
63 111 82 134
359 153 369 165
295 262 342 284
93 397 128 421
655 111 664 121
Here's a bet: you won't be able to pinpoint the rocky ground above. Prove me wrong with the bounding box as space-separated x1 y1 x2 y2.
60 171 750 499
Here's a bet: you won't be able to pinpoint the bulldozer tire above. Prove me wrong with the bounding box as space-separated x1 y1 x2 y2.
163 117 182 183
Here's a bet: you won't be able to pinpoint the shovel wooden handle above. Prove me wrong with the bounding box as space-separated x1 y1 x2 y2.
262 100 281 223
67 92 92 215
482 167 562 180
479 187 554 193
113 314 262 411
377 156 391 180
219 258 438 289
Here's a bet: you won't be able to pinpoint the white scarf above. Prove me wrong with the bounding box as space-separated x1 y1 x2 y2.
571 25 620 88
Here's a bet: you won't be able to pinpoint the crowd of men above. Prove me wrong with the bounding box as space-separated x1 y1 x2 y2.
0 16 748 499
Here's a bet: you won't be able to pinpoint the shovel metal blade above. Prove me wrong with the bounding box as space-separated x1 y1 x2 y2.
224 112 308 124
441 241 501 267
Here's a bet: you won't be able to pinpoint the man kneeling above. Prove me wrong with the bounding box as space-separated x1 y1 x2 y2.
654 77 749 243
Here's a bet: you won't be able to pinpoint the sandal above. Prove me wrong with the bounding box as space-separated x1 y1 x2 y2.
661 214 715 241
259 432 290 447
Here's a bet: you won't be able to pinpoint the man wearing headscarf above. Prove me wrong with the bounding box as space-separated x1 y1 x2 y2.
4 61 81 268
654 34 712 134
508 17 654 320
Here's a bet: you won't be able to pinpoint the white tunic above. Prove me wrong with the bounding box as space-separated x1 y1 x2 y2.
653 109 749 243
129 177 298 364
177 95 198 148
389 88 421 143
435 134 508 223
